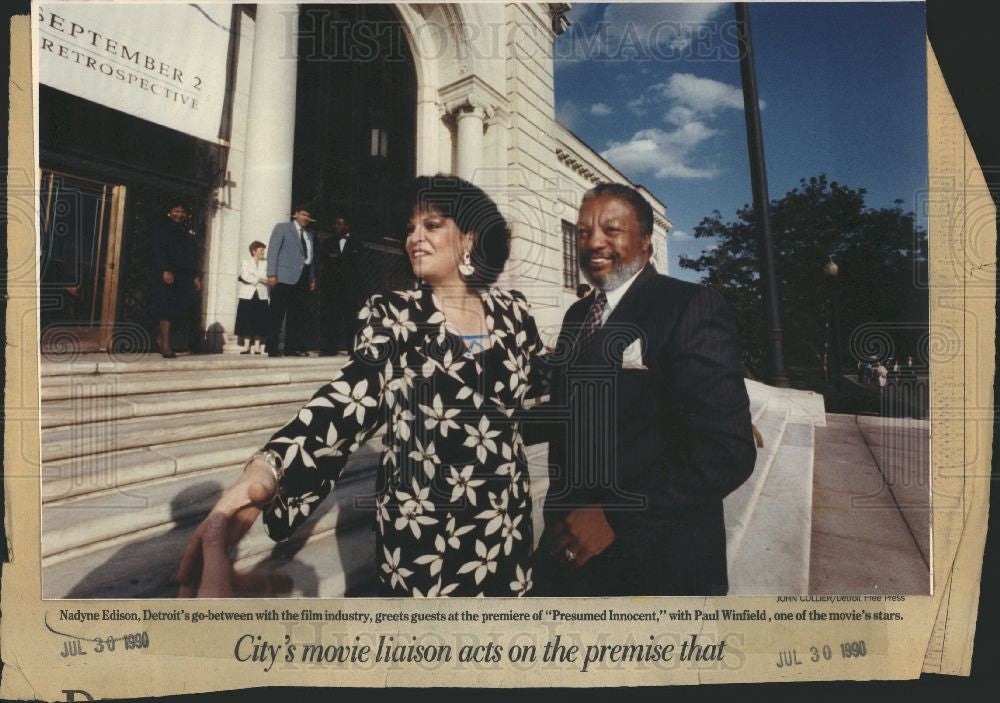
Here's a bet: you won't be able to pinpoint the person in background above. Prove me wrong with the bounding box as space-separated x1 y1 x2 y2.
320 216 364 356
151 200 201 359
266 206 316 357
235 241 270 354
575 283 592 299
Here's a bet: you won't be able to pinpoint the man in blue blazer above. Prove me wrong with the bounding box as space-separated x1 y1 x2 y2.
534 183 757 596
265 206 316 357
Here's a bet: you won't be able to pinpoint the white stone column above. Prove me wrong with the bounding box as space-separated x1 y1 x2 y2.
454 104 485 182
415 85 441 175
239 4 298 251
209 4 297 351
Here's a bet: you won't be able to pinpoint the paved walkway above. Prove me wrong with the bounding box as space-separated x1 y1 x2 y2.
809 413 931 594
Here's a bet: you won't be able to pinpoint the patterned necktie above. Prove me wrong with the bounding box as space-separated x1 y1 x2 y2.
299 226 308 258
577 291 608 352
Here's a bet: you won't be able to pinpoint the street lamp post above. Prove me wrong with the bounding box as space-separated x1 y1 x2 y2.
823 257 843 391
735 3 788 387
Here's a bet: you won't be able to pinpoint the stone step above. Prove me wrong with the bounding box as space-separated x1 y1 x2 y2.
747 382 770 424
41 507 376 599
42 439 553 598
43 428 275 503
233 520 377 598
41 401 306 462
41 363 344 401
42 442 382 559
723 406 790 558
41 444 382 599
40 353 347 378
43 464 241 558
41 381 322 429
727 421 815 595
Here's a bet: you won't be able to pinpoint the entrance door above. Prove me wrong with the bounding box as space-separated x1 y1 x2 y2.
39 170 127 351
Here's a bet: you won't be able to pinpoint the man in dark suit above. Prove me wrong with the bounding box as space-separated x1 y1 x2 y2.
320 216 364 355
535 183 757 596
266 206 316 357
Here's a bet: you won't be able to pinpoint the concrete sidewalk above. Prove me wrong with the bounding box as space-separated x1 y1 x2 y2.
809 413 931 594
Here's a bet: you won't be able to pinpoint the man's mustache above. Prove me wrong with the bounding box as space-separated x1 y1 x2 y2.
581 252 618 264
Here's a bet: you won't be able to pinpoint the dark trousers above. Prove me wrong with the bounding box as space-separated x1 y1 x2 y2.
268 271 309 354
320 293 357 354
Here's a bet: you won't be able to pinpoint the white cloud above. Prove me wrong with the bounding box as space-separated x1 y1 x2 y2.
557 2 728 64
664 105 697 127
603 3 728 53
589 103 613 117
626 95 647 116
655 73 752 114
669 229 693 241
604 72 754 181
601 125 719 180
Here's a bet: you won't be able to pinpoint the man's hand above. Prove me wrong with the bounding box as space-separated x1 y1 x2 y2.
196 511 293 598
162 270 174 285
549 507 615 568
267 275 278 288
193 276 202 292
197 513 235 597
309 280 317 292
178 462 276 597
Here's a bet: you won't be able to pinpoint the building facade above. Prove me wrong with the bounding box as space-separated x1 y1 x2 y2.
37 3 670 353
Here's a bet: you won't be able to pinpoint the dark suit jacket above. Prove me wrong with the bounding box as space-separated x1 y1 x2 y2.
536 265 756 596
325 233 364 295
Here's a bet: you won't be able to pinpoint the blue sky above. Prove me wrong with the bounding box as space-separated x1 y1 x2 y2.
554 2 927 282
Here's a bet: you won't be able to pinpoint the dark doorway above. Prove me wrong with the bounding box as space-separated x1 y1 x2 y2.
292 4 418 351
293 3 417 242
38 86 223 354
38 171 125 351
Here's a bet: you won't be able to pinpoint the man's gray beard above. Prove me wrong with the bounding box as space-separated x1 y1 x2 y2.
583 255 646 292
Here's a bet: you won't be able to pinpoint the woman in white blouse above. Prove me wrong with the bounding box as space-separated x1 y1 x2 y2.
235 241 270 354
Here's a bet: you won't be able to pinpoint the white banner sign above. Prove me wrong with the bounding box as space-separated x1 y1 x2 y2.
38 2 232 143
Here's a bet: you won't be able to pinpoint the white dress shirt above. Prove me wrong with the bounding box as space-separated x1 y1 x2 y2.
294 221 313 265
599 266 645 324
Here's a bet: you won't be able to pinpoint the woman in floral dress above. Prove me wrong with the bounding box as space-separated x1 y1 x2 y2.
180 175 548 597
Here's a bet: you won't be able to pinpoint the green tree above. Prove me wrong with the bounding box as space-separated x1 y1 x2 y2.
679 175 928 383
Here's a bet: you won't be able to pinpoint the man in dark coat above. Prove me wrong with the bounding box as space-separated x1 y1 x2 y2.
534 183 757 596
320 216 364 355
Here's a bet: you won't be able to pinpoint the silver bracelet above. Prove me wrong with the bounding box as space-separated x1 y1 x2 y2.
246 449 284 484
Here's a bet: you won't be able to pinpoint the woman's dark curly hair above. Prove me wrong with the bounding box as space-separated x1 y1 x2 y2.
402 174 510 288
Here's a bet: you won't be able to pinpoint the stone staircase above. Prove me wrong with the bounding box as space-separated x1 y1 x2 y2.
40 357 824 598
40 354 366 598
724 380 826 594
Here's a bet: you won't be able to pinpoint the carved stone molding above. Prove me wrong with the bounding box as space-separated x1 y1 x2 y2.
438 74 509 127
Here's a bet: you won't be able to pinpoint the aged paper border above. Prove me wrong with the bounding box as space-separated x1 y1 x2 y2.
1 6 993 697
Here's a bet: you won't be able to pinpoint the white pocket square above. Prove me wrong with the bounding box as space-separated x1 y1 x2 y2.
621 338 646 370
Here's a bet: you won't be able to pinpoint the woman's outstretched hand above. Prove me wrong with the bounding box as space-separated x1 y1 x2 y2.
178 461 289 597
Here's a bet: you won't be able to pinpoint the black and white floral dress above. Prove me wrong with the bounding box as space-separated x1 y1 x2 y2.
261 286 548 597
